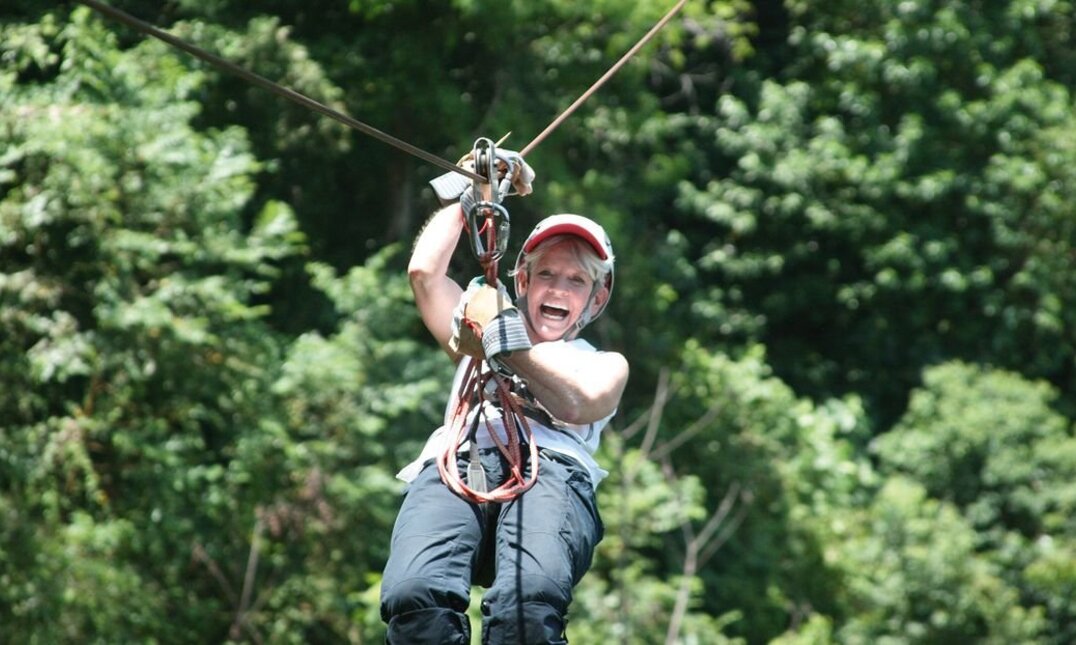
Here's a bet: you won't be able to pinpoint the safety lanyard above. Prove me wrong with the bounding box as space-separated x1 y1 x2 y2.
435 358 540 503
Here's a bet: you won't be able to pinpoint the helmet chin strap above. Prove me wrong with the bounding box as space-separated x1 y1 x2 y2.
564 281 602 339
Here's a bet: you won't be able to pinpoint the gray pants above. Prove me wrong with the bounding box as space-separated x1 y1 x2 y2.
380 448 603 644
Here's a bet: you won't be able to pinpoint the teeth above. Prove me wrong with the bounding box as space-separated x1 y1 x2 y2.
540 304 568 320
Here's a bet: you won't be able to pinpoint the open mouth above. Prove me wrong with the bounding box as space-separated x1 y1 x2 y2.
539 303 569 321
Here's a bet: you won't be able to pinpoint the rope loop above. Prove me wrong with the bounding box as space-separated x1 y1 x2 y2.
436 357 539 504
439 136 537 503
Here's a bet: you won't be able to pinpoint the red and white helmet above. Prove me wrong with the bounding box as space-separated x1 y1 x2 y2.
513 214 615 332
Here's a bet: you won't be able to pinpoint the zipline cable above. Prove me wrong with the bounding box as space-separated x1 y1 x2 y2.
75 0 689 178
72 0 486 183
520 0 689 157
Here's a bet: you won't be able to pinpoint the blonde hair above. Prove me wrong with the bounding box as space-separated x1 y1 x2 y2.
509 234 610 286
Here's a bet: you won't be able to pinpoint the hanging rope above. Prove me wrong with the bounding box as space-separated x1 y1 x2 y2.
438 176 539 503
520 0 689 157
75 0 688 503
436 357 540 503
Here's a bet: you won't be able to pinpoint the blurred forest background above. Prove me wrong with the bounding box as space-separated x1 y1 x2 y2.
2 0 1075 642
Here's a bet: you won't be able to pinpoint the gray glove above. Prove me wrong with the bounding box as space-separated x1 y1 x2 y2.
428 148 535 204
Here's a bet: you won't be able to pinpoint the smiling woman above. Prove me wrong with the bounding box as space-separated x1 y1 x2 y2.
511 219 615 343
517 238 608 342
383 202 629 643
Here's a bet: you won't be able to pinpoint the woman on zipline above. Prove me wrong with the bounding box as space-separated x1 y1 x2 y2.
379 160 629 643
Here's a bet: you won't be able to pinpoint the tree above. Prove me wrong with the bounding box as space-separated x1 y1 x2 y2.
571 371 748 644
626 342 875 642
0 10 300 639
647 0 1076 425
875 361 1076 643
5 1 1075 642
253 251 451 642
828 478 1045 644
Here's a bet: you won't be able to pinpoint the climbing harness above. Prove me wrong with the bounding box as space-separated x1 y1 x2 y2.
436 358 541 503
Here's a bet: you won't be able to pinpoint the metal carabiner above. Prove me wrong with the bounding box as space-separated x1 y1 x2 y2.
465 200 510 263
464 138 511 263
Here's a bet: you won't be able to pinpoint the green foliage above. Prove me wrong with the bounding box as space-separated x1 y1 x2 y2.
875 362 1073 536
830 478 1046 644
572 432 745 644
633 342 873 642
2 0 1075 642
652 0 1076 427
875 361 1076 644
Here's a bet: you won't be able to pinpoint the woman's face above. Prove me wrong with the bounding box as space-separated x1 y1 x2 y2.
517 241 608 342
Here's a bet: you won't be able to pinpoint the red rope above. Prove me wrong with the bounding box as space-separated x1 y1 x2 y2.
436 357 539 503
479 215 499 284
438 208 539 503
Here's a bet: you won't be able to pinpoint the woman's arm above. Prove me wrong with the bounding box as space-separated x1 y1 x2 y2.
500 342 629 425
408 204 466 358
